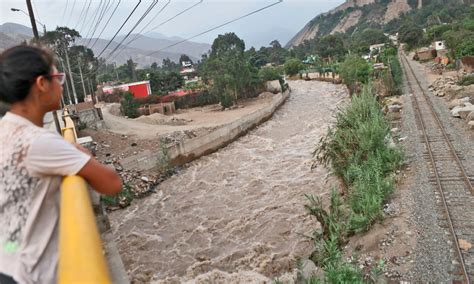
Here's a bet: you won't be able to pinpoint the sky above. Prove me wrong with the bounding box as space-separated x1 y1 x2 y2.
0 0 344 47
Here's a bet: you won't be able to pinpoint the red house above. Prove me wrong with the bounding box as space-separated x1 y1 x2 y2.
102 81 152 98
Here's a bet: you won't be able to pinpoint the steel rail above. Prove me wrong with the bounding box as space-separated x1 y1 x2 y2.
399 50 471 284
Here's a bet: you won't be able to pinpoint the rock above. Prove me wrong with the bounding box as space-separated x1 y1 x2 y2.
140 176 149 183
299 259 319 280
265 80 282 94
448 97 470 109
451 106 464 117
131 142 138 147
388 104 402 113
398 136 408 142
459 239 472 251
115 164 123 172
467 111 474 122
452 103 474 119
458 104 474 120
468 121 474 130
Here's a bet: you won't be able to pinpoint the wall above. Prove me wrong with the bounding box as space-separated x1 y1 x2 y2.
121 90 290 171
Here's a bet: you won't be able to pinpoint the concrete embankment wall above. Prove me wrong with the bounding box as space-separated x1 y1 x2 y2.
169 90 290 166
121 90 290 171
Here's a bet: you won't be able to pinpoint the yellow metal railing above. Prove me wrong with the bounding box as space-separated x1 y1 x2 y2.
58 110 111 283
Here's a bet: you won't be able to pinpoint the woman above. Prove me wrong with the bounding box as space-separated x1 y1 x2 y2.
0 45 122 283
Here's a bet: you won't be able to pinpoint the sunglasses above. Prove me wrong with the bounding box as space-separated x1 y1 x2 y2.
46 72 66 85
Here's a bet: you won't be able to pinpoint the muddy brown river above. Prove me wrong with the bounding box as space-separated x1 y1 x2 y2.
109 81 348 283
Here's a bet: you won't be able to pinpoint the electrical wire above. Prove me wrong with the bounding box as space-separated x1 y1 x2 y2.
61 0 69 24
82 0 105 43
81 0 283 77
32 0 42 23
96 1 142 58
90 0 122 49
65 0 77 27
104 0 159 58
145 0 283 57
86 0 113 47
74 0 89 30
108 0 173 61
148 0 203 34
78 0 92 32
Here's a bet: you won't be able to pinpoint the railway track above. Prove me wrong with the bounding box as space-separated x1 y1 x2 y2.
399 50 473 283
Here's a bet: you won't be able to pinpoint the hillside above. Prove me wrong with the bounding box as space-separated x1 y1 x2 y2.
286 0 473 47
0 23 210 67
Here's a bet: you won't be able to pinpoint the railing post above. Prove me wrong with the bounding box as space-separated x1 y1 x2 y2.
58 110 111 283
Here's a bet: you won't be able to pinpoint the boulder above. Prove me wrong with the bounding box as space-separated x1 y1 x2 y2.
467 111 474 122
265 80 282 94
468 121 474 130
456 103 474 120
448 97 470 109
298 259 321 280
388 104 402 113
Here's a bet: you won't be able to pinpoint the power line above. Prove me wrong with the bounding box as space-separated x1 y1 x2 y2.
80 0 283 78
32 0 42 23
78 0 92 32
109 0 173 61
74 0 89 30
90 0 122 49
86 0 114 47
96 1 142 58
104 0 159 58
112 0 205 59
144 0 283 57
82 0 105 42
66 0 77 27
149 0 203 34
61 0 69 24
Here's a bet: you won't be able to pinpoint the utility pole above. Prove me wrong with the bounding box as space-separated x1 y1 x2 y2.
78 57 88 101
113 62 119 81
64 46 78 104
26 0 61 132
59 57 73 105
26 0 39 39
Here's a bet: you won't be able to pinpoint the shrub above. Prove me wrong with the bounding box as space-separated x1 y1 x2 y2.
458 75 474 86
339 54 371 94
259 66 282 81
307 85 403 282
120 92 139 118
284 58 303 76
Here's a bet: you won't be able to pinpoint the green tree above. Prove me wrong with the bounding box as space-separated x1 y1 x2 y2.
179 54 193 65
284 58 303 76
120 92 139 118
162 58 180 72
443 29 474 58
398 24 424 49
351 28 389 54
201 33 254 107
149 71 184 94
315 34 348 61
339 54 371 94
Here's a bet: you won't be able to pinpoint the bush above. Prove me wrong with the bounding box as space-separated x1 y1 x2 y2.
458 75 474 86
314 85 403 232
258 66 282 81
120 92 139 118
307 85 403 282
284 58 303 76
339 54 371 94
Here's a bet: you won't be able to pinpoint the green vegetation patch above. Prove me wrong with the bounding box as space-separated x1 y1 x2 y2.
305 85 403 282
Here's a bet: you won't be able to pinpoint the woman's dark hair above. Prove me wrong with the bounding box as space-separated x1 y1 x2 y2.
0 45 55 104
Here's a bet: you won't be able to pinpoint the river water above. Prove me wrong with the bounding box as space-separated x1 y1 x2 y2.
109 81 348 283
